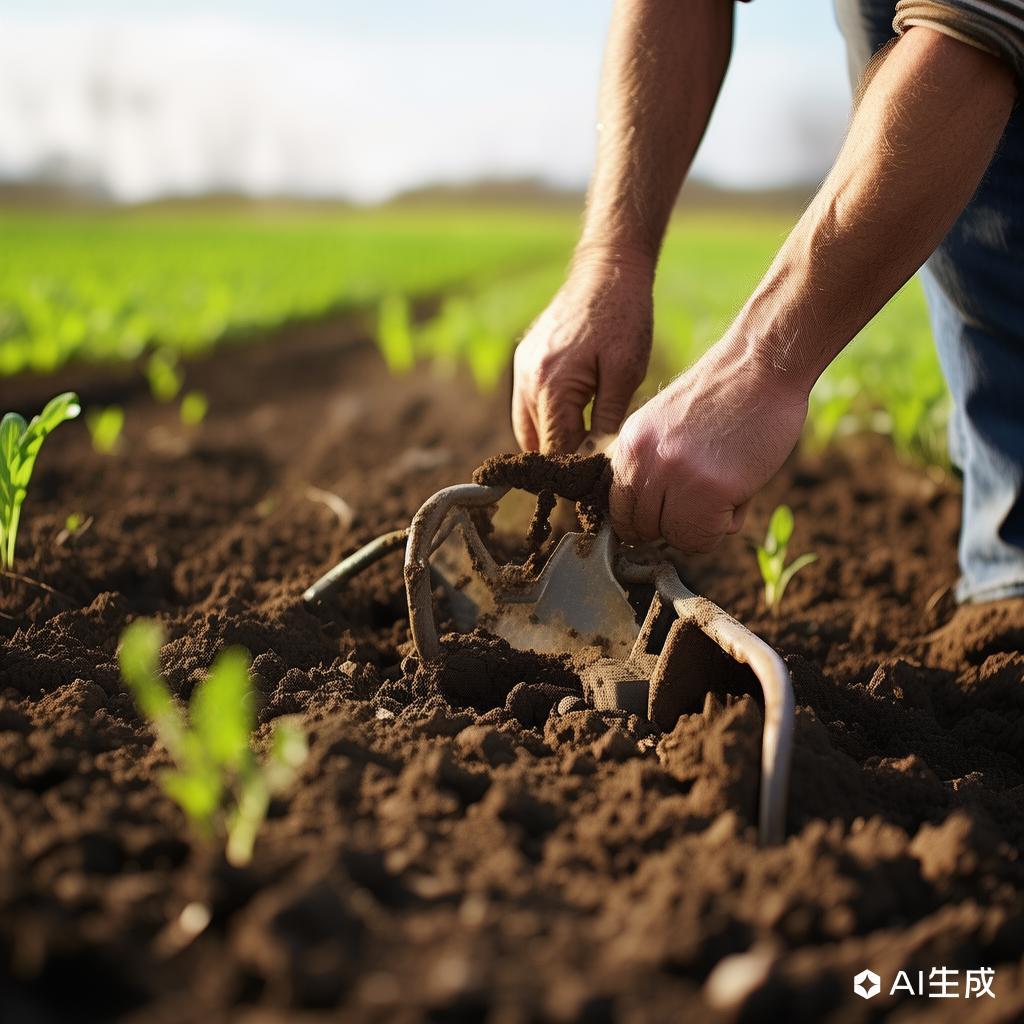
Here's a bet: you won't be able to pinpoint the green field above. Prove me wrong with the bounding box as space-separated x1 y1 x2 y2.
0 206 946 463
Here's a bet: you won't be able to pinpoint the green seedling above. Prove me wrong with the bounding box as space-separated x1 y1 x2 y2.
377 293 415 373
146 349 184 403
118 620 308 866
0 392 80 569
56 511 92 546
179 390 208 426
86 405 124 454
755 505 817 616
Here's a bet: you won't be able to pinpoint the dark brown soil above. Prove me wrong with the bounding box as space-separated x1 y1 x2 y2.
2 319 1024 1023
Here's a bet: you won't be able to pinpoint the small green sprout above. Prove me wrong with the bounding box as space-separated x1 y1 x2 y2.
179 390 208 426
0 392 81 569
755 505 817 615
85 405 125 454
118 620 308 866
377 293 415 373
146 349 184 403
65 512 84 532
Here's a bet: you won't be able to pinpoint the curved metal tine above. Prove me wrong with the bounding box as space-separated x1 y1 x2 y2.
618 558 794 846
427 507 463 555
439 508 503 581
406 483 508 661
303 528 409 604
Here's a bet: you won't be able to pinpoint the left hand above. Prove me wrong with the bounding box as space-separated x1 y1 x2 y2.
609 338 809 553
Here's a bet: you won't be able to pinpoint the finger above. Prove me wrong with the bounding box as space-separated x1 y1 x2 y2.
512 383 540 451
608 474 642 545
590 363 638 436
537 389 587 454
628 479 664 543
609 447 663 544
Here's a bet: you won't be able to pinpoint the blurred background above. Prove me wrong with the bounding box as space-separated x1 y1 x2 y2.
2 0 849 203
0 0 945 464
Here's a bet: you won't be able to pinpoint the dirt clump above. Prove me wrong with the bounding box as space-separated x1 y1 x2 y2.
473 451 610 532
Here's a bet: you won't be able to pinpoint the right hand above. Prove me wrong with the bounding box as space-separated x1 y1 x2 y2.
511 252 654 453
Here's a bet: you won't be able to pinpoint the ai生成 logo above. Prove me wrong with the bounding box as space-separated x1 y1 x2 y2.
853 969 881 999
852 967 996 1001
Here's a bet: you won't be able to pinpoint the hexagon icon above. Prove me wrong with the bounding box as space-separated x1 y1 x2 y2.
853 969 881 999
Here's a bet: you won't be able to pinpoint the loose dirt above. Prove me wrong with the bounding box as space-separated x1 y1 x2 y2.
1 319 1023 1023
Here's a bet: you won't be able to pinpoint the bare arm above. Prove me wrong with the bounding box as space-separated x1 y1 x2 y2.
512 0 733 452
578 0 733 263
611 28 1017 552
733 27 1016 393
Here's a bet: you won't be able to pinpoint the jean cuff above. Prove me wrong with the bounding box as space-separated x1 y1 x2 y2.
955 576 1024 605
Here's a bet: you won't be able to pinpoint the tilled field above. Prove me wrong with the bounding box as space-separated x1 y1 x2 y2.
1 320 1023 1023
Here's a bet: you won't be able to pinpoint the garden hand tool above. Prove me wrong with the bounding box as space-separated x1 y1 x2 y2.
304 438 794 844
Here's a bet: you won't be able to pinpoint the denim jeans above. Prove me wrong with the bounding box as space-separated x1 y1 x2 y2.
835 0 1024 602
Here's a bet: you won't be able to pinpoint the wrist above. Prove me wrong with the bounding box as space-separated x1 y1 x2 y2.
712 320 816 405
570 240 657 285
723 257 837 398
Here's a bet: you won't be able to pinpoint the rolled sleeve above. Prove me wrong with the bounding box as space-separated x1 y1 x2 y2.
894 1 1024 81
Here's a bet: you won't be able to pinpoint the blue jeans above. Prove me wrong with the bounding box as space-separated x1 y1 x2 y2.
835 0 1024 602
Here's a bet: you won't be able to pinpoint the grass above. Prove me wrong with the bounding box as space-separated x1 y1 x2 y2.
0 204 944 463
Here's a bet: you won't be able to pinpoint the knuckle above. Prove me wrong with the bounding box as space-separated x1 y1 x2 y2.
534 350 564 388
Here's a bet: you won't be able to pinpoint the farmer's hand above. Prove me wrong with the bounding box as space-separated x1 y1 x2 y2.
610 338 808 553
512 252 653 453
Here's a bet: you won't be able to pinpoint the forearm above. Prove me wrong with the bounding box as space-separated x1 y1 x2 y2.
577 0 733 271
729 27 1016 393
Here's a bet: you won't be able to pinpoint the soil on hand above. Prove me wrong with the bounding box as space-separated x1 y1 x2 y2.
2 320 1023 1023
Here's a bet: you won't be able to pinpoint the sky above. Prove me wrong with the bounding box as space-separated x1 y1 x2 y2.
0 1 854 203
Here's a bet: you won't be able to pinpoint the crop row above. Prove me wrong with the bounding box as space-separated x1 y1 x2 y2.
0 208 575 376
2 207 946 465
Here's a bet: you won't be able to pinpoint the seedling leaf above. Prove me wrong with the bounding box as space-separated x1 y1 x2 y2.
776 553 818 606
119 619 185 757
755 505 816 616
377 294 415 373
147 350 184 402
118 619 306 865
162 768 222 833
191 647 253 772
180 390 208 426
766 505 794 552
86 405 125 454
0 393 80 568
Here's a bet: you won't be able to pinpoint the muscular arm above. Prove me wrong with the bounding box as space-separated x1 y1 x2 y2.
512 0 732 452
732 27 1015 394
612 27 1017 552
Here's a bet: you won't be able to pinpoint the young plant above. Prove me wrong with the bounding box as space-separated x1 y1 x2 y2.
86 405 125 454
118 619 308 866
376 293 415 373
179 390 208 426
0 391 81 569
756 505 817 616
146 349 184 403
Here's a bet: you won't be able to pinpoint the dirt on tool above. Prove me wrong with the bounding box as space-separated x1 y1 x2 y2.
2 316 1024 1023
474 451 610 533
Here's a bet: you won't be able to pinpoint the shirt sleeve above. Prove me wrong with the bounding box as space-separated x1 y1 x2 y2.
893 0 1024 81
